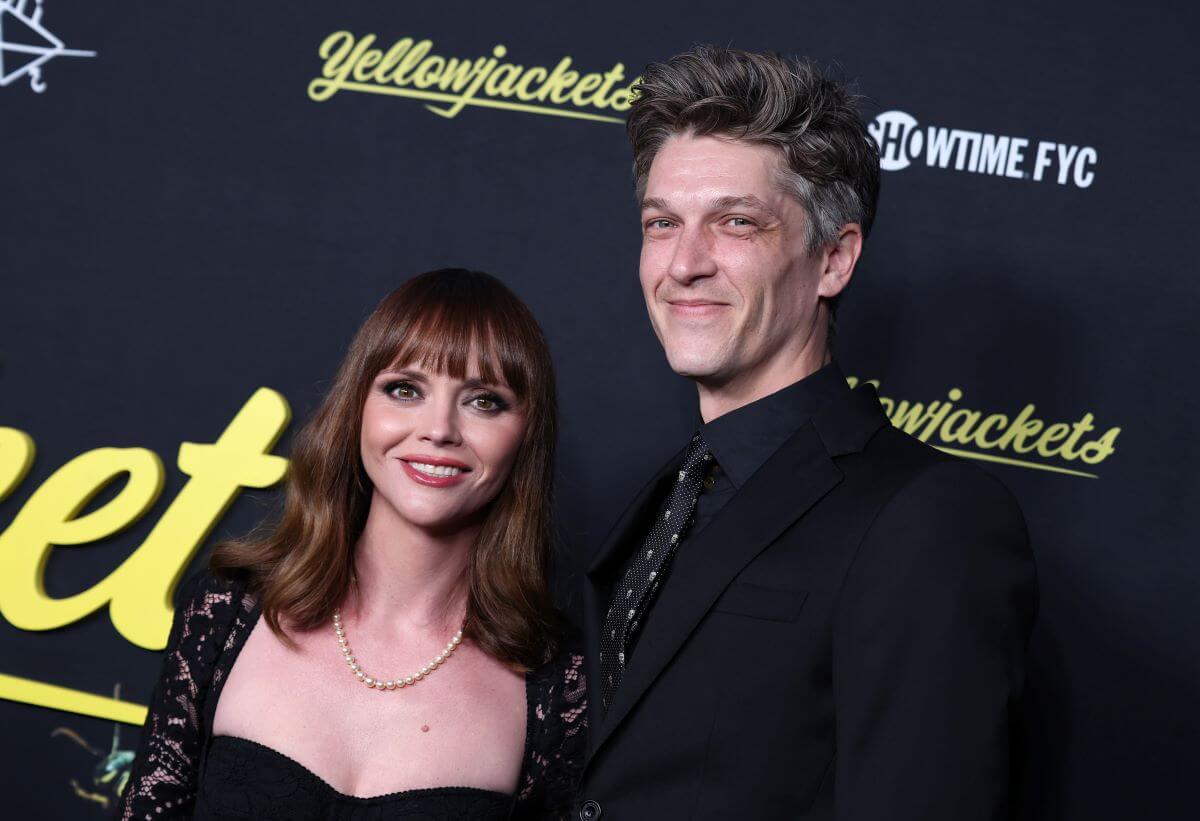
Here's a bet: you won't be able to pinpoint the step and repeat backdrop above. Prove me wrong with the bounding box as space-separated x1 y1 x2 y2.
2 1 1197 818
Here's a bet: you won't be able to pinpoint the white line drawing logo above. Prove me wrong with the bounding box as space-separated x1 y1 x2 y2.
0 0 95 93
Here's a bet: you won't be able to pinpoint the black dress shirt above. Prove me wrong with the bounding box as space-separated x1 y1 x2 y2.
616 361 850 662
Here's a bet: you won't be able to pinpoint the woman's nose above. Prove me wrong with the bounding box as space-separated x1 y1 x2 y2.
417 396 462 447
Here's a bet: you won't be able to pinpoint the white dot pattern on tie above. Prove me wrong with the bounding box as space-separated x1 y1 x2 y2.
599 433 713 710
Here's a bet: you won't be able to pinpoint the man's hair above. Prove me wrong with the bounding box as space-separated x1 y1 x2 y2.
627 45 880 256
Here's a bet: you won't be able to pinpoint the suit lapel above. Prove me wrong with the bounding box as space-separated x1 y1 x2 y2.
589 422 839 758
585 449 683 579
585 382 890 761
582 448 682 753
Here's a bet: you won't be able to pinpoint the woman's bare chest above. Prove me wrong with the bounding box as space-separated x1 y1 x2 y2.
211 617 528 797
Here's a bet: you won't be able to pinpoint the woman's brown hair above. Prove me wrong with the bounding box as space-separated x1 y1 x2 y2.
211 269 560 670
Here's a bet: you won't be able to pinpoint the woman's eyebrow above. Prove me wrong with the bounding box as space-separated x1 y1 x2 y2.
461 377 507 391
378 367 428 381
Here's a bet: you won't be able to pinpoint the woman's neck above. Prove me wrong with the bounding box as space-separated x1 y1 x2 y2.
347 491 474 634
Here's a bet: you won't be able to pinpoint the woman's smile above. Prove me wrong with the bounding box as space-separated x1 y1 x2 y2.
399 455 473 487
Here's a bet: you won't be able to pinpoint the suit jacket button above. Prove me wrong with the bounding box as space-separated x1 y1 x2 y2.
580 799 602 820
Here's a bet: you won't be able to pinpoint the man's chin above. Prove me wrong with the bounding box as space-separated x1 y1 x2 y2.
663 349 731 382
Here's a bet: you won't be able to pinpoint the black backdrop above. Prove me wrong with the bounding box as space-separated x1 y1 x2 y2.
2 2 1198 818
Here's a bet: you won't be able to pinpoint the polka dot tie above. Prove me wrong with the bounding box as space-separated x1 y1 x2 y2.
600 432 713 710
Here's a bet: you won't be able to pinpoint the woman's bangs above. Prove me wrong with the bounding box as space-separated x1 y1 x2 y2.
385 304 531 399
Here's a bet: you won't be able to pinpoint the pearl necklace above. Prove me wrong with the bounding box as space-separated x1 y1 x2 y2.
333 609 463 691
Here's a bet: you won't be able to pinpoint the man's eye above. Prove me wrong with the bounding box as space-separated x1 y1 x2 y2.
646 218 673 230
385 381 420 400
727 217 752 227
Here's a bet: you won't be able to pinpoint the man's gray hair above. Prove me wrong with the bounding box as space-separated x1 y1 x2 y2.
627 45 880 256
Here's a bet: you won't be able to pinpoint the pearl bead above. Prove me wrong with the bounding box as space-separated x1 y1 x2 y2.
335 610 462 693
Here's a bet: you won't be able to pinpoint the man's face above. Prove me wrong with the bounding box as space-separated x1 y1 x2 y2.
639 133 827 390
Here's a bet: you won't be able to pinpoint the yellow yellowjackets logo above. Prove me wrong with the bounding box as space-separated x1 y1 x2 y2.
847 377 1120 478
308 31 638 124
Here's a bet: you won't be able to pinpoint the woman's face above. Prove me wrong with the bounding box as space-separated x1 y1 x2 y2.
359 363 526 532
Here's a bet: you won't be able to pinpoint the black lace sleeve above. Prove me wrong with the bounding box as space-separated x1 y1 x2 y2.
116 572 246 820
513 645 588 820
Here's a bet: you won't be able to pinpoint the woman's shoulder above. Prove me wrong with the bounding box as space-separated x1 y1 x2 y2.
169 567 257 642
525 630 587 732
526 626 585 689
515 631 588 817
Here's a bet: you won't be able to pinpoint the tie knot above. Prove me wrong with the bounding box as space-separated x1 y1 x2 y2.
680 432 712 474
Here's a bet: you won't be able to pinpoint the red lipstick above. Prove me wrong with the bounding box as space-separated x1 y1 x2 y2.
399 455 471 488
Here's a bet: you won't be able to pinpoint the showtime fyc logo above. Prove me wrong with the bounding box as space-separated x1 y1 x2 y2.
869 110 1097 188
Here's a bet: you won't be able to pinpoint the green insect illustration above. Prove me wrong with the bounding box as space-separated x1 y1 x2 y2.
50 684 135 811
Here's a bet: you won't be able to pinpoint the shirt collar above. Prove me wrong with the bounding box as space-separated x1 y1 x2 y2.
697 361 847 489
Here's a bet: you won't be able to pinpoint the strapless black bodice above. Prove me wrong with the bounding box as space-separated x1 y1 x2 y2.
117 573 587 821
194 736 511 820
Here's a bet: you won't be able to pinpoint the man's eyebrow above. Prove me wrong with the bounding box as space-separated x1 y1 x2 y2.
639 194 780 218
711 194 779 217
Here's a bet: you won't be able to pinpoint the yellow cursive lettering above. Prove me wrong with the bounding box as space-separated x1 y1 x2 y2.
0 389 291 649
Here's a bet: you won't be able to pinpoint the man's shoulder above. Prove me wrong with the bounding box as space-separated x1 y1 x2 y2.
843 422 1026 527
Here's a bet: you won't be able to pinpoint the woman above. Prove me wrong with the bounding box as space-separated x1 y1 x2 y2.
118 269 587 820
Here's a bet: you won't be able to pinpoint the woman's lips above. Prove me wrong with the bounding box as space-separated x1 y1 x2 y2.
400 458 470 488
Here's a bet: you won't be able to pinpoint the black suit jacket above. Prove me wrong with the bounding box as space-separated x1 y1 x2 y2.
577 381 1038 820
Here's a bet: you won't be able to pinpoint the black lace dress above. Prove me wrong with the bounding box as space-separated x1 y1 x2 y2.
117 572 587 820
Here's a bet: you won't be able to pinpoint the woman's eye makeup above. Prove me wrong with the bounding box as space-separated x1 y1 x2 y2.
380 378 511 413
383 380 421 400
467 392 510 413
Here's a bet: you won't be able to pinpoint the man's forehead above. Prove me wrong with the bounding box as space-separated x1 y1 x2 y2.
643 134 791 210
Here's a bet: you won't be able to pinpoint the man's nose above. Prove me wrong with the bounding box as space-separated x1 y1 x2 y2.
667 224 718 284
417 396 462 447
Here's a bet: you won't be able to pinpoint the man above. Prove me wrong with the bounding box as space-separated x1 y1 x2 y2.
576 46 1037 820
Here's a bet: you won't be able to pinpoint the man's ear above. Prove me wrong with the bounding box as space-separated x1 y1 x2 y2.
817 223 863 300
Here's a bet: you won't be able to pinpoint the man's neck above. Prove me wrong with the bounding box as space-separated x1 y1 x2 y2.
697 346 832 423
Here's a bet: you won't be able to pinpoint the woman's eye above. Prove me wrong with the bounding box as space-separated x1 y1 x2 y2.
385 381 420 400
469 393 509 413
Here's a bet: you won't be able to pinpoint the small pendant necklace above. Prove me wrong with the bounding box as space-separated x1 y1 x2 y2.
333 609 463 691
